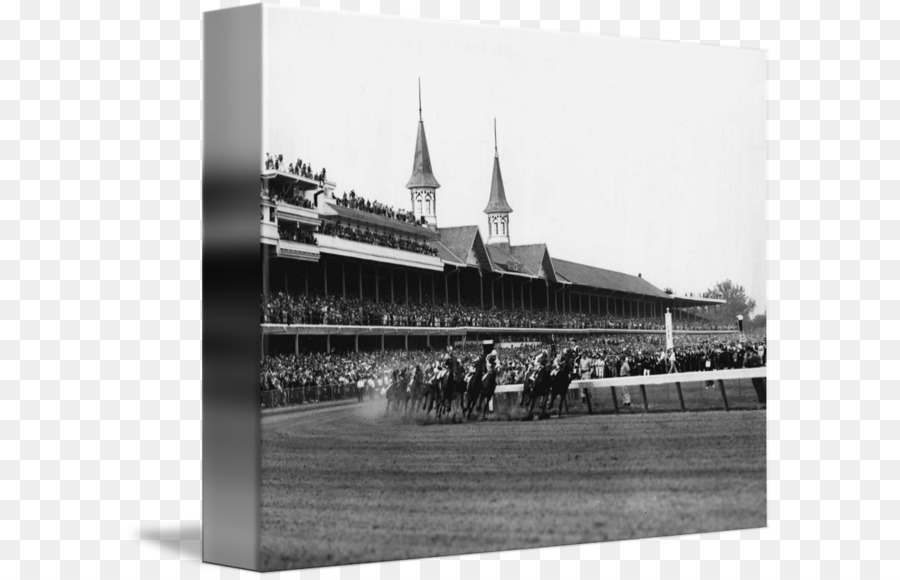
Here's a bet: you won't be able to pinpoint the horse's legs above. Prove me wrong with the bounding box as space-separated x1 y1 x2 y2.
539 392 549 418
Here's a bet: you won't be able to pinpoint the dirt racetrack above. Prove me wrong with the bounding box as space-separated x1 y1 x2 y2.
261 399 766 571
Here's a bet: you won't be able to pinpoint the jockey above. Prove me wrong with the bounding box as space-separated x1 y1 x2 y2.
485 350 499 373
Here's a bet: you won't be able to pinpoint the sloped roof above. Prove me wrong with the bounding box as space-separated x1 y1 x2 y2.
405 120 441 189
487 245 536 277
437 226 478 264
551 258 669 297
509 244 552 278
483 155 513 214
435 241 464 265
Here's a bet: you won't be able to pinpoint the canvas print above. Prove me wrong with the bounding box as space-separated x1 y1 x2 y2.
256 7 766 571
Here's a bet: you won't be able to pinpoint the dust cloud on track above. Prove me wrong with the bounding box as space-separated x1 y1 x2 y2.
260 401 765 571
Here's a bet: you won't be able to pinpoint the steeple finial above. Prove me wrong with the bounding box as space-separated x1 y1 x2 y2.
494 117 498 157
418 77 422 121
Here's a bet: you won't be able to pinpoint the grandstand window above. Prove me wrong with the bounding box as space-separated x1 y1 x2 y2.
425 196 432 214
417 196 422 214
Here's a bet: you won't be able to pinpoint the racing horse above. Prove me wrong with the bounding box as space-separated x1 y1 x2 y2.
524 362 553 419
545 351 576 418
476 359 499 419
436 364 465 420
385 369 409 415
407 365 426 416
519 364 538 409
463 357 485 420
422 365 444 418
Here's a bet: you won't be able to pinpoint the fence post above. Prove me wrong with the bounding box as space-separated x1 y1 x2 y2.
639 384 649 413
675 382 686 412
609 386 619 414
716 379 730 411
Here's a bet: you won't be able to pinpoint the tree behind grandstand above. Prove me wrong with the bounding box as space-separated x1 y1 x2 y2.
705 279 757 322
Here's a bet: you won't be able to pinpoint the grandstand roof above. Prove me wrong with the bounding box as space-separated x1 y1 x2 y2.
437 225 494 269
486 245 535 277
509 244 557 281
551 258 670 298
436 225 477 264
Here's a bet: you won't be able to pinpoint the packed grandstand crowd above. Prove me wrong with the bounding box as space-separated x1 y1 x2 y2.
277 222 318 245
265 153 327 182
259 334 766 396
334 190 428 227
260 292 734 331
319 222 439 256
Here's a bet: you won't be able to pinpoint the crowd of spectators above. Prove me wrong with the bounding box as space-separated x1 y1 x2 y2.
261 292 735 331
265 153 327 182
277 222 317 245
335 190 427 226
268 187 315 209
259 335 766 397
320 222 438 257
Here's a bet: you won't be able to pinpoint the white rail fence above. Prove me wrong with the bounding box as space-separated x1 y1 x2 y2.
495 367 767 413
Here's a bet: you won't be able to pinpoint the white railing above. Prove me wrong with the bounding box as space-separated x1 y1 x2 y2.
496 366 766 413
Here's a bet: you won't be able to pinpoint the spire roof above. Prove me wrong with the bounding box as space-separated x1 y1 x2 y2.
483 119 513 214
405 79 441 190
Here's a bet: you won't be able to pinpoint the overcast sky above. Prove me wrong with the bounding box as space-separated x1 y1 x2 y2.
264 7 766 311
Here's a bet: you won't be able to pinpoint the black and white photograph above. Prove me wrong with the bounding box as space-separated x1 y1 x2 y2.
256 6 766 572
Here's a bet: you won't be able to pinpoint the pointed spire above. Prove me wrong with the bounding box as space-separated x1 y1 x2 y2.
406 79 440 189
494 117 498 158
484 119 513 214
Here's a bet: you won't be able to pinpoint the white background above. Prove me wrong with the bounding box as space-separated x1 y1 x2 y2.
2 0 896 579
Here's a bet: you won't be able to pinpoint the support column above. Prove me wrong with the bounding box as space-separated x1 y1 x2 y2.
326 334 331 352
606 296 609 316
380 335 384 351
419 272 423 304
520 281 524 310
262 246 270 299
294 334 299 356
405 270 409 304
374 265 379 302
491 278 495 308
445 273 449 304
404 334 408 351
431 275 435 305
479 272 484 308
390 269 394 302
546 282 549 311
341 261 346 298
456 271 460 304
354 334 359 353
359 263 363 299
323 258 328 297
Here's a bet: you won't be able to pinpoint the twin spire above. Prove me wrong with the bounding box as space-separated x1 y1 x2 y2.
484 117 513 215
406 80 513 219
405 78 441 189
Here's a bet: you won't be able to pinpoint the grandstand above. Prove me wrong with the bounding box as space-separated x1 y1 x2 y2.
259 85 728 354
